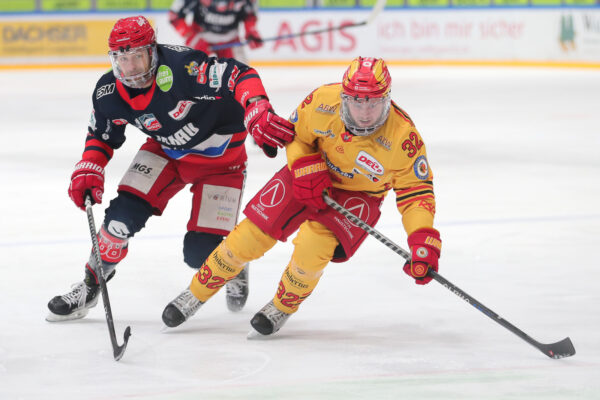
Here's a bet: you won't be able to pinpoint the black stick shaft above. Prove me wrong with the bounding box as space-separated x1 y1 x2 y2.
322 193 574 358
85 196 131 361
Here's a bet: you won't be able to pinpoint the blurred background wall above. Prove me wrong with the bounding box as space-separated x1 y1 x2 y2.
0 0 599 68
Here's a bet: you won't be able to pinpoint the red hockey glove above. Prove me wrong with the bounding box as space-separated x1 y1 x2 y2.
244 99 295 158
244 18 263 49
291 154 332 210
68 160 105 210
403 228 442 285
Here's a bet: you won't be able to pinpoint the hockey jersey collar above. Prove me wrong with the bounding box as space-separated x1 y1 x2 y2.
116 79 157 111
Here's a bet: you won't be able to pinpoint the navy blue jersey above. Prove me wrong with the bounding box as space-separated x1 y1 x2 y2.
85 44 266 166
170 0 256 35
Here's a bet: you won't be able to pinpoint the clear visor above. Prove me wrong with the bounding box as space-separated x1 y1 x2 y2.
340 93 391 136
109 45 158 89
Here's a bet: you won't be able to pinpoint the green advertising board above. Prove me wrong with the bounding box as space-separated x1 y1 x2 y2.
0 0 36 11
96 0 146 10
493 0 529 6
41 0 92 11
452 0 492 6
531 0 561 5
564 0 596 4
150 0 173 9
407 0 450 7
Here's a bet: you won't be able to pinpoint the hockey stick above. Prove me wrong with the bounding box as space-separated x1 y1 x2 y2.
212 0 387 50
85 195 131 361
323 193 576 359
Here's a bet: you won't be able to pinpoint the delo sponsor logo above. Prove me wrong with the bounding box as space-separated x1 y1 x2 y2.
169 100 195 120
96 83 115 99
356 151 384 175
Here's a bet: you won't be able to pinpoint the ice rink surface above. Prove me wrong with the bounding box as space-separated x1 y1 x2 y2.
0 64 599 399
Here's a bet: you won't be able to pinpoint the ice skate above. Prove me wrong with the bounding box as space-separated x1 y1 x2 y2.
46 269 115 322
162 288 204 328
226 264 249 312
249 300 291 336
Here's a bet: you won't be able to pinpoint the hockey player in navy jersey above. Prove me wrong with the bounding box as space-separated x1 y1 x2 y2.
46 16 293 321
169 0 263 64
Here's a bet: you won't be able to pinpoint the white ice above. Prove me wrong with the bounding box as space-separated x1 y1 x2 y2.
0 65 599 400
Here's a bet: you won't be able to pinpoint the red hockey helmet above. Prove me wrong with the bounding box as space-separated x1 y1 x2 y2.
340 57 392 136
108 16 158 88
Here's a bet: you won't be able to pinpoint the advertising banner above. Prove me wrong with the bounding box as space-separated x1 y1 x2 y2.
0 19 116 58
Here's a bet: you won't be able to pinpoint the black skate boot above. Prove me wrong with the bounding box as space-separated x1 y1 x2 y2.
46 268 115 322
250 300 291 336
226 264 249 312
162 288 204 328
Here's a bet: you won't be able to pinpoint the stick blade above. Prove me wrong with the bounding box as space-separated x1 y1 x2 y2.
540 337 575 359
113 326 132 361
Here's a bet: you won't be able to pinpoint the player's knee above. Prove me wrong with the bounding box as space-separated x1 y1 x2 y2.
104 192 154 238
183 231 223 269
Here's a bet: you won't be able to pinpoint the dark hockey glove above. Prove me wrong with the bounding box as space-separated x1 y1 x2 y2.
244 99 295 158
68 160 105 210
403 228 441 285
291 153 332 210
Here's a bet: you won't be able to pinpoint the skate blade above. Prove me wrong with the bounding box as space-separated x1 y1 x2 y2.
45 308 89 322
246 328 272 340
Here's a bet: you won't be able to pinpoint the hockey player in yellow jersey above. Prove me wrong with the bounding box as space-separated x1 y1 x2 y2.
162 57 442 335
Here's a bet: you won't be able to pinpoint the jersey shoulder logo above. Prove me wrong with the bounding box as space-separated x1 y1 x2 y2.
96 83 115 99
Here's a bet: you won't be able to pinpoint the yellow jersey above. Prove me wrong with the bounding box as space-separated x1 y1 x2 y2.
286 83 436 235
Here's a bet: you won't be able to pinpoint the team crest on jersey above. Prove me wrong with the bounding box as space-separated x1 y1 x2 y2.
96 83 115 99
137 113 162 131
209 61 227 91
414 155 429 180
169 100 195 120
341 131 353 142
316 103 337 114
185 61 208 84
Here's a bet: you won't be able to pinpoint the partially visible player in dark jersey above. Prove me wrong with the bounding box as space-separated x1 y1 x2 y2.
46 16 293 322
169 0 263 64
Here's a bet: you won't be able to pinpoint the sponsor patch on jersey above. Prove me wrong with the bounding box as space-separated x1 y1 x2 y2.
137 113 162 131
169 100 195 120
112 119 128 126
352 168 380 183
413 155 429 180
376 136 392 151
324 153 354 179
194 95 221 101
197 184 241 232
156 65 173 92
289 109 298 123
163 45 190 52
96 83 115 99
316 103 337 114
356 151 384 176
313 128 334 138
227 65 240 92
185 61 208 84
209 61 227 91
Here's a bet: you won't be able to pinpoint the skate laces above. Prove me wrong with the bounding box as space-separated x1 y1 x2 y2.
261 301 290 326
172 289 203 318
226 266 248 297
61 282 89 308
